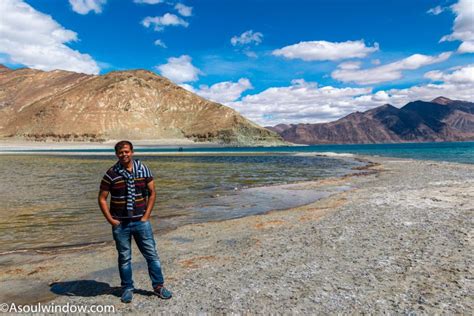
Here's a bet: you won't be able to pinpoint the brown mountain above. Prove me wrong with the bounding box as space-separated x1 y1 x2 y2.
267 97 474 144
0 65 283 145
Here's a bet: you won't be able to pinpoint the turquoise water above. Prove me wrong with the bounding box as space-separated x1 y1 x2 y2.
5 141 473 164
133 141 474 164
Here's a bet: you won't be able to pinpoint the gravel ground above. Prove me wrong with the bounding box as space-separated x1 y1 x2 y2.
2 156 473 314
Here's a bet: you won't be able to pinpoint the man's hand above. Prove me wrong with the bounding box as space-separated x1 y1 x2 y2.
98 190 121 227
110 218 121 226
140 180 156 222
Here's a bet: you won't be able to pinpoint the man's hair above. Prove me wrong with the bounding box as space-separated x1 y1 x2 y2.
115 140 134 153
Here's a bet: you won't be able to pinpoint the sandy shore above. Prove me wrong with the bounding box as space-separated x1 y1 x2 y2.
0 155 472 314
0 139 219 151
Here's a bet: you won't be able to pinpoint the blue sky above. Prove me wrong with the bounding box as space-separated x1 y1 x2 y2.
0 0 473 125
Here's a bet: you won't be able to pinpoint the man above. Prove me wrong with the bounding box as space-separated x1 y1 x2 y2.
98 140 172 303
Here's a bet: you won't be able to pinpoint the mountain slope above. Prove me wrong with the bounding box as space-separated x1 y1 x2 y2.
267 97 474 144
0 66 283 145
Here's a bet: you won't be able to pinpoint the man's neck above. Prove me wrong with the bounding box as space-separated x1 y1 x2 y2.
120 160 133 172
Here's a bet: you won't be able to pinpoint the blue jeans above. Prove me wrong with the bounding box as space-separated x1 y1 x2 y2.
112 220 164 290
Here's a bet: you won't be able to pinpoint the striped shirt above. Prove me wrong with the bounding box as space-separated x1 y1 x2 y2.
100 160 154 219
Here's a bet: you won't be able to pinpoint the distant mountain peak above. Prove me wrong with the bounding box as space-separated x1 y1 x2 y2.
371 103 397 110
432 96 453 105
363 103 398 116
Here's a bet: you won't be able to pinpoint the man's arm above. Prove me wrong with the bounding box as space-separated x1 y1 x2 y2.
141 180 156 221
98 190 120 226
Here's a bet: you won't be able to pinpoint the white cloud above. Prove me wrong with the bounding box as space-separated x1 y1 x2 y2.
427 5 445 15
440 0 474 53
142 13 189 32
331 52 452 85
221 64 474 126
424 64 474 84
0 0 99 74
231 30 263 46
272 40 379 61
154 39 167 48
175 3 192 17
184 78 253 103
374 65 474 106
458 41 474 53
134 0 163 4
69 0 106 14
227 79 373 125
156 55 201 83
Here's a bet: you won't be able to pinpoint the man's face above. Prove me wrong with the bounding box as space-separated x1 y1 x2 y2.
116 145 134 165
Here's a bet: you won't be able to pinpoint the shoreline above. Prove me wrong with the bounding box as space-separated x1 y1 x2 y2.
0 139 301 152
0 155 472 313
1 141 472 168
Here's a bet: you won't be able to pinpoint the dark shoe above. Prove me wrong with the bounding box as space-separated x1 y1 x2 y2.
154 286 172 299
121 288 134 303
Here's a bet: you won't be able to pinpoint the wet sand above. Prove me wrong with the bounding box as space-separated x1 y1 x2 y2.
0 155 472 313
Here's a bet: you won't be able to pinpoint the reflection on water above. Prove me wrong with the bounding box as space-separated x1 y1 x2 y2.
0 154 362 252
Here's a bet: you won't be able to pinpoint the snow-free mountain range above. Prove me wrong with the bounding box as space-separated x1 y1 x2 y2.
0 65 472 145
267 97 474 144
